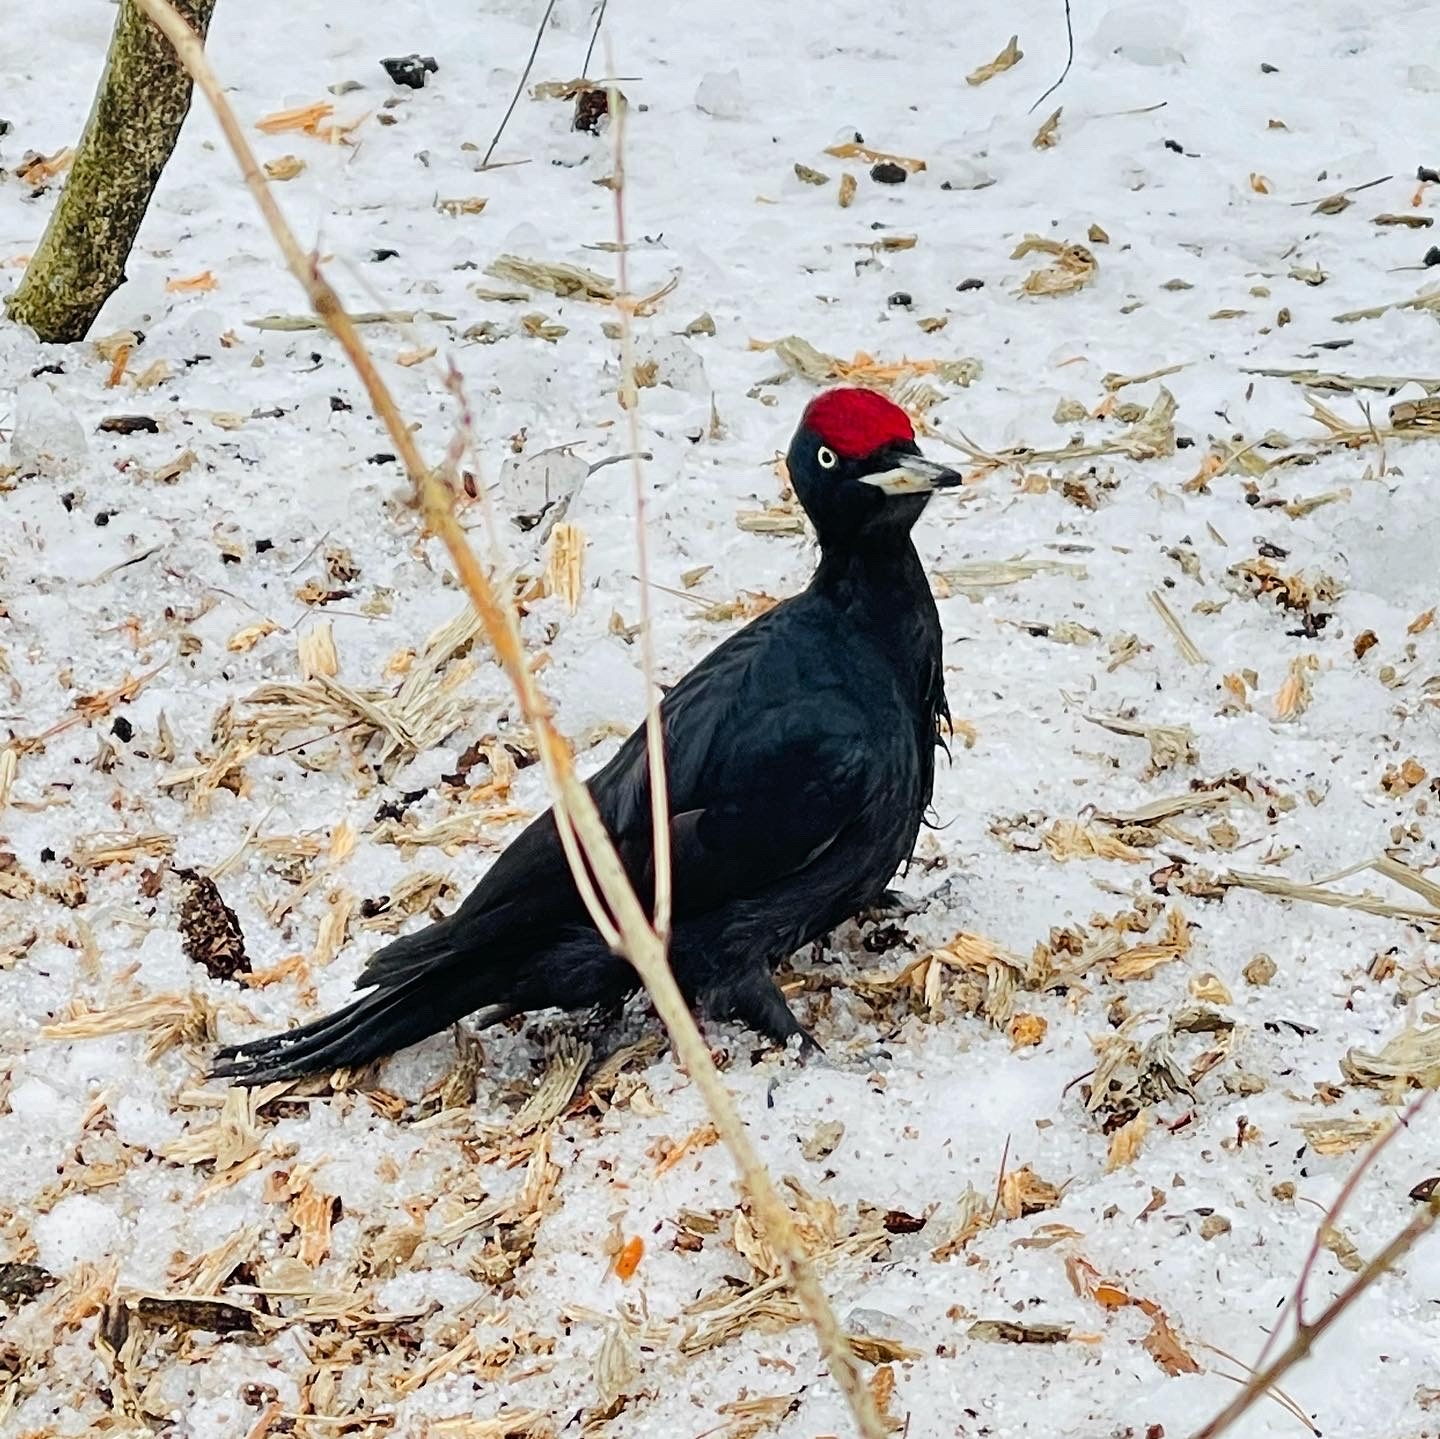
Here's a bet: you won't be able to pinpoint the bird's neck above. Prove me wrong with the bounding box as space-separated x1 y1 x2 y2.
812 538 936 630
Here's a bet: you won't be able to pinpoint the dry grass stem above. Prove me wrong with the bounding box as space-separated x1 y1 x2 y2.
133 3 883 1433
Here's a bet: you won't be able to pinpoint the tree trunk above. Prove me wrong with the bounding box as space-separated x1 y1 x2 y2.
6 0 218 342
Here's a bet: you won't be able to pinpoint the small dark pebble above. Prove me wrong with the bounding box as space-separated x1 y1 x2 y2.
330 395 352 411
1176 435 1195 449
1424 245 1440 268
60 492 75 512
887 291 913 308
1418 165 1440 184
0 1262 55 1306
40 847 55 863
98 414 160 435
870 161 908 184
254 537 274 553
240 1382 280 1409
1163 138 1185 154
1260 62 1279 73
573 87 610 134
110 716 134 743
381 54 438 89
369 248 400 263
0 119 11 138
31 362 65 377
94 510 114 527
956 277 985 292
367 452 397 465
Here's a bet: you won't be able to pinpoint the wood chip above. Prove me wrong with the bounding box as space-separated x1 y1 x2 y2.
967 35 1024 85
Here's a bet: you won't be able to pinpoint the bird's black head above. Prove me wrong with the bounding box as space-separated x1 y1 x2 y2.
785 387 962 550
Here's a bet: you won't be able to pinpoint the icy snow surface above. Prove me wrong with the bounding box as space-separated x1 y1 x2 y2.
3 1 1440 1436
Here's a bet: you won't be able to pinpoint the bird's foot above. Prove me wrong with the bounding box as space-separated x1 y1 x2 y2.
861 888 928 923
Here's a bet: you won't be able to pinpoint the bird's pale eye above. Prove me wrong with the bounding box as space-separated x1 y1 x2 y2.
816 445 838 470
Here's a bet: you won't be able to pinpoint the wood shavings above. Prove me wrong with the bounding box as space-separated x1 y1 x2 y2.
244 605 484 775
71 830 176 868
44 991 216 1060
247 308 455 330
511 1037 592 1136
1084 712 1196 776
1103 362 1188 392
286 1170 337 1266
930 1184 991 1260
263 154 305 181
1109 908 1192 980
437 196 489 216
1243 366 1440 395
1284 659 1319 725
1044 820 1148 863
545 522 586 611
16 146 75 185
1341 1024 1440 1089
752 334 981 392
1032 107 1062 149
1012 235 1097 296
936 557 1087 591
653 1123 720 1174
1298 1116 1393 1155
486 253 615 301
1105 1110 1150 1170
313 889 354 966
297 620 339 680
823 141 926 173
681 1229 886 1355
968 1319 1073 1345
968 34 1023 84
426 1411 551 1438
163 1086 271 1170
736 503 806 534
1224 869 1440 924
999 1165 1061 1219
1066 1255 1202 1376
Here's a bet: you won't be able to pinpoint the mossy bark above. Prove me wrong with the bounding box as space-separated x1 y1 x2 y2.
6 0 218 342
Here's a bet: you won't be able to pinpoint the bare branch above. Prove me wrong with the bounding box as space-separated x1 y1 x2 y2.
1189 1096 1438 1439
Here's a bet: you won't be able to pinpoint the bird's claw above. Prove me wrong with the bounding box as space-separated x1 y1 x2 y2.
862 888 927 922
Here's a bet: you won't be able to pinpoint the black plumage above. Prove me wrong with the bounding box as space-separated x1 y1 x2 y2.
212 388 960 1084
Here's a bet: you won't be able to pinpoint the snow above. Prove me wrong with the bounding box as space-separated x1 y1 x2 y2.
3 0 1440 1435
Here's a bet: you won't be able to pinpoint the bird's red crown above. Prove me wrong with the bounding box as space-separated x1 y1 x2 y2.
802 387 914 460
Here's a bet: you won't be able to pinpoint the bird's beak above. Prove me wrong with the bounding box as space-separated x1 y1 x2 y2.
859 449 964 495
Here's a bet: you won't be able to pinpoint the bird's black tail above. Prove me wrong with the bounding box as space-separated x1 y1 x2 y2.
211 921 513 1086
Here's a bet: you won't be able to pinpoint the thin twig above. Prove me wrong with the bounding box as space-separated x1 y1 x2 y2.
480 0 558 170
1029 0 1074 113
606 50 672 944
581 0 608 78
1254 1093 1427 1373
134 4 884 1434
1188 1192 1440 1439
